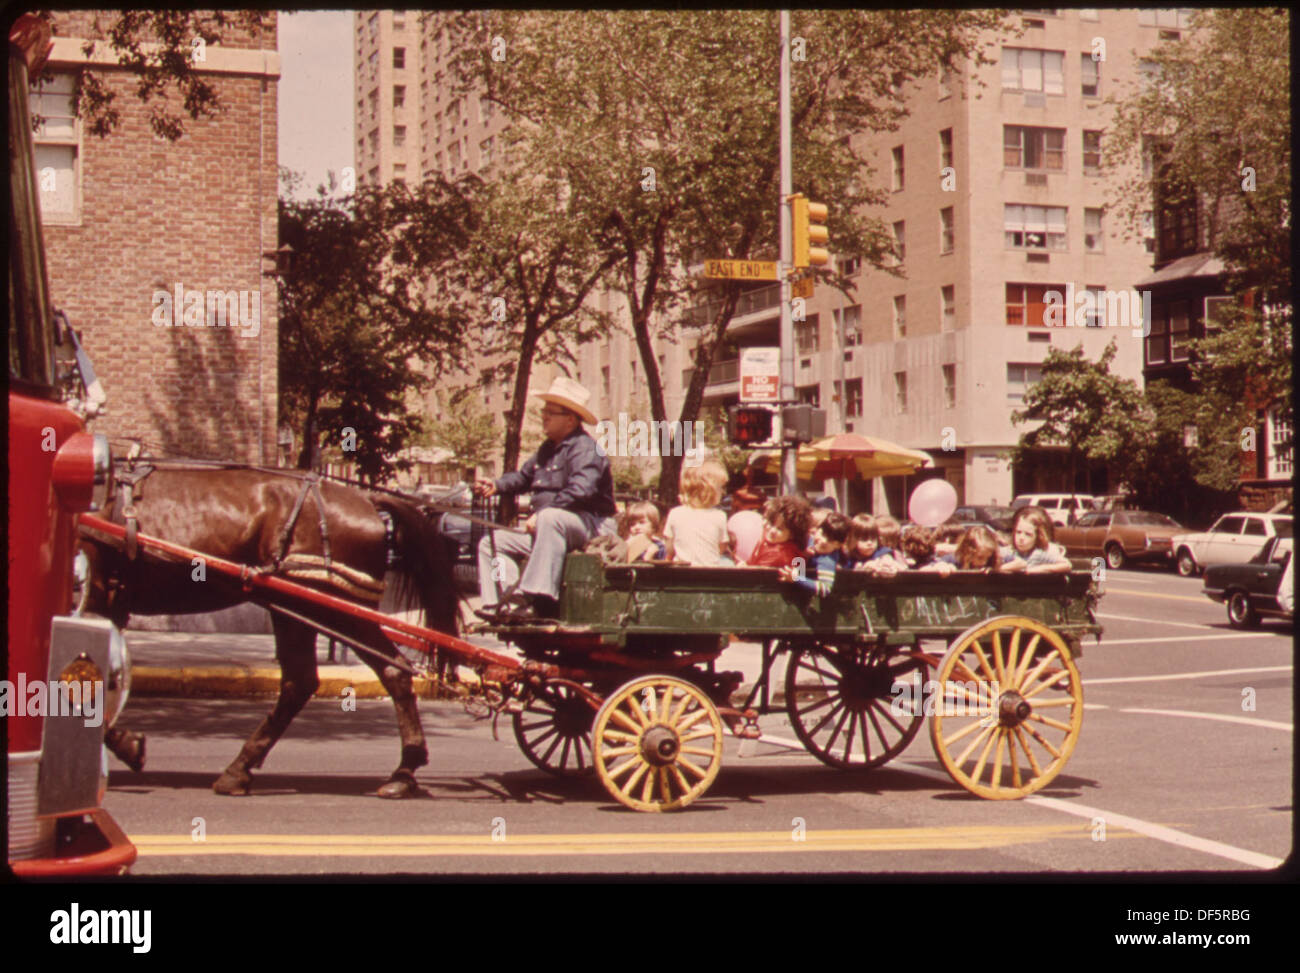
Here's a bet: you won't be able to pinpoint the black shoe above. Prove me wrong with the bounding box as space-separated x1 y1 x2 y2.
474 592 529 622
531 595 561 619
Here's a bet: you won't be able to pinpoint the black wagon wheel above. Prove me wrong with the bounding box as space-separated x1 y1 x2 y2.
512 682 597 777
783 640 926 770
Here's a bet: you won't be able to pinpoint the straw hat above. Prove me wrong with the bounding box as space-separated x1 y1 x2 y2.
536 375 598 425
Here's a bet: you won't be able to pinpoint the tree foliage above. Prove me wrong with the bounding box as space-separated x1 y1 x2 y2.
424 388 499 473
274 172 477 484
1010 341 1151 498
447 9 1008 506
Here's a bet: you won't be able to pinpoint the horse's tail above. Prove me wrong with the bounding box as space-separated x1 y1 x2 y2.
371 496 460 639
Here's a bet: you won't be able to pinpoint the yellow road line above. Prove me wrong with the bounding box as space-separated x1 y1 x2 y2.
131 823 1144 857
1104 588 1208 603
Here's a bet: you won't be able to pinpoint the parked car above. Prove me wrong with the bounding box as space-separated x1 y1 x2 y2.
1202 535 1293 628
1171 513 1293 577
1055 510 1184 570
951 504 1015 533
1011 493 1098 527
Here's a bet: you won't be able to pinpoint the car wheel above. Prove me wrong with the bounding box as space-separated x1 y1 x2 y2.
1226 591 1260 629
1176 548 1198 577
1105 543 1126 571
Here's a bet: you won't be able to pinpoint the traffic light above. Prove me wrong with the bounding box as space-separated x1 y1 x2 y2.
727 404 780 447
781 404 827 443
791 193 829 268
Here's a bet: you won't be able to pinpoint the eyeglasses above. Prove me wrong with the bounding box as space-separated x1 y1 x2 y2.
541 408 570 418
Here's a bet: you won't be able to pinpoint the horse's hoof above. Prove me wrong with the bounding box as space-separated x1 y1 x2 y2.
376 772 419 799
213 769 252 796
106 729 146 772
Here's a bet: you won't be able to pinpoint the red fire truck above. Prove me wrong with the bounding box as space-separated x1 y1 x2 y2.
7 14 136 876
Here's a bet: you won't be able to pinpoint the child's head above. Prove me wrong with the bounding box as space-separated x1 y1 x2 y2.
810 511 850 553
874 515 902 550
848 514 879 557
934 522 966 546
955 525 1000 569
900 525 935 563
762 495 812 548
1012 506 1055 555
679 463 725 509
809 507 831 532
619 501 662 539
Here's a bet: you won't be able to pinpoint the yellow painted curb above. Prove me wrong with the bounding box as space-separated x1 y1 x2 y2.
131 665 441 700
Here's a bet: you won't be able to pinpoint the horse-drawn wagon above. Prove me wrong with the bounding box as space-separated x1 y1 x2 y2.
81 483 1101 811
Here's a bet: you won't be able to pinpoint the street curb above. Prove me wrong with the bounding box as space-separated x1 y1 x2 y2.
131 665 442 700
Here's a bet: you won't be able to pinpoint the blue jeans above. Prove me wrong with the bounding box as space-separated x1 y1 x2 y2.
477 506 617 606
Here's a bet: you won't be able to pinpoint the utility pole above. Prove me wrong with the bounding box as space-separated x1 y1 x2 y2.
778 9 795 497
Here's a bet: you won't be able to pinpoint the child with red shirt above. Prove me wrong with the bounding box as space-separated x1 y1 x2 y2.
744 495 813 568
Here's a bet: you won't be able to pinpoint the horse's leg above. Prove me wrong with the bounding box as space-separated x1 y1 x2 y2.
364 640 428 800
213 614 319 796
104 726 146 772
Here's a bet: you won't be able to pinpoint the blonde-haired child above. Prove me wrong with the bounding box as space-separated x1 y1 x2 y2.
663 461 731 565
620 501 667 563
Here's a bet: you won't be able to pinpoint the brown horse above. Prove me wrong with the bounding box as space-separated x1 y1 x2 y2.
80 463 459 799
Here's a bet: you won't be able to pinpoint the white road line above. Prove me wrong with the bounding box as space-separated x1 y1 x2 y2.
1088 665 1292 685
1096 612 1216 630
1118 708 1292 732
888 761 1283 870
1096 634 1280 646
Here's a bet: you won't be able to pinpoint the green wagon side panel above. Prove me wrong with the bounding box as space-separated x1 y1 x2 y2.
555 555 1101 649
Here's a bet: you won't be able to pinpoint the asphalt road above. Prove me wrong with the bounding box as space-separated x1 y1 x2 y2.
102 567 1292 877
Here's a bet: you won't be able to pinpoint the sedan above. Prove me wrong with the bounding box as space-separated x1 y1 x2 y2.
1171 513 1293 577
1056 509 1184 570
951 504 1015 533
1203 535 1293 628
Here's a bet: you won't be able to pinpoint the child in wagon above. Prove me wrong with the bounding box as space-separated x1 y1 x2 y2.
620 500 667 563
849 513 908 575
930 524 1004 576
744 495 812 568
780 511 850 596
1002 506 1071 574
663 461 732 565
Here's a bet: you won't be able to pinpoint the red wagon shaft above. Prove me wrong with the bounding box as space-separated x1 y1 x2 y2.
77 513 523 675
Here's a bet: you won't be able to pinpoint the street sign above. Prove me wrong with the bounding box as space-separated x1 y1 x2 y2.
740 346 780 402
791 276 814 299
704 259 778 281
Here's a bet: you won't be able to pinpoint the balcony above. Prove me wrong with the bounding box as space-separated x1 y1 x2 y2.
681 357 739 390
682 283 782 329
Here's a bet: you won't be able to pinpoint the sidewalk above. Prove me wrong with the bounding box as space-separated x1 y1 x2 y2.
125 603 773 704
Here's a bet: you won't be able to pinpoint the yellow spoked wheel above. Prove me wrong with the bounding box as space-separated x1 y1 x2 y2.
592 676 724 813
930 617 1083 800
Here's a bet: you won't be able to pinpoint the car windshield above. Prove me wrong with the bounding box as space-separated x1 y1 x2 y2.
1122 512 1180 527
982 506 1015 520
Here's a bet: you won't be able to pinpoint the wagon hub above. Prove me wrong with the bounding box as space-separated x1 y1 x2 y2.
639 725 680 766
997 690 1032 727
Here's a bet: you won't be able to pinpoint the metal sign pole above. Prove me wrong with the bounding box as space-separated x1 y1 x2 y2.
778 9 795 497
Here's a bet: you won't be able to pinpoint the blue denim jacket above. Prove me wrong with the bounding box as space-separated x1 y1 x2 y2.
496 428 617 529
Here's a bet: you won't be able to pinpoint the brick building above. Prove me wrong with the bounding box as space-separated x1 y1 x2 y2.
36 11 281 464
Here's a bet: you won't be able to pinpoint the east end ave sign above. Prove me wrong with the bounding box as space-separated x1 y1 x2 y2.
704 259 778 281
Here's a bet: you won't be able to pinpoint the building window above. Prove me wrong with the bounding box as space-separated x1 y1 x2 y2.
840 255 861 276
846 379 864 419
1001 47 1065 94
941 285 956 330
368 11 378 43
601 365 611 399
893 373 907 413
448 141 461 172
368 128 379 152
393 163 406 183
1145 306 1169 364
368 50 379 80
891 146 904 191
1007 363 1043 403
798 384 821 408
1004 125 1065 171
1079 8 1100 20
1005 205 1067 251
1085 208 1104 252
1006 283 1063 328
1138 9 1194 28
939 128 953 170
29 72 79 221
1267 406 1293 477
893 296 906 339
368 166 380 184
1156 166 1199 259
1170 300 1190 361
1082 286 1106 328
448 98 461 127
393 47 406 69
393 85 405 108
940 207 955 254
892 221 906 263
480 137 494 166
835 305 862 346
393 125 406 147
938 68 953 100
480 97 494 124
1080 54 1100 97
942 364 956 408
1082 131 1102 173
795 318 820 355
392 10 405 29
1142 210 1156 253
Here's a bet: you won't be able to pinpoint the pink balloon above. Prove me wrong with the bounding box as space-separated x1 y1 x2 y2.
728 510 764 563
908 479 958 528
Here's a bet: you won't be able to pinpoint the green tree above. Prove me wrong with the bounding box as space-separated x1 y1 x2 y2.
275 173 476 484
424 388 499 473
449 9 1007 508
1010 341 1151 501
1106 8 1291 426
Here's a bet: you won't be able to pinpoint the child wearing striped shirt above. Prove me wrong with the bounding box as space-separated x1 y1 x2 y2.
779 512 850 595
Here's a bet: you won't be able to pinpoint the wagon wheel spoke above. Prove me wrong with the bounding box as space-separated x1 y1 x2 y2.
593 676 722 812
512 685 597 778
931 618 1083 800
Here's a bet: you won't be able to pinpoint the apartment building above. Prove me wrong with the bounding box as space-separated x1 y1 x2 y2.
37 12 281 464
359 10 1200 502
